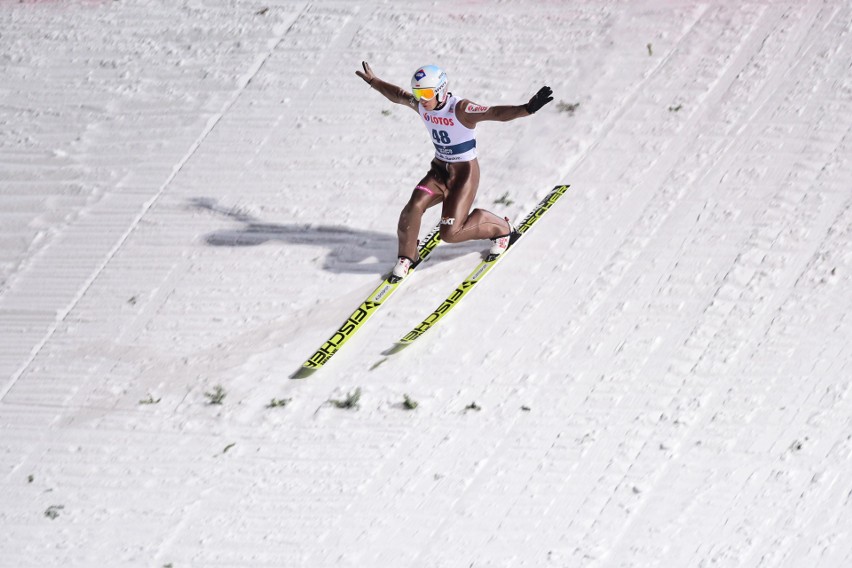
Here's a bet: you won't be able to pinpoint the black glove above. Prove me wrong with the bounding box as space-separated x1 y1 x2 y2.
525 86 553 114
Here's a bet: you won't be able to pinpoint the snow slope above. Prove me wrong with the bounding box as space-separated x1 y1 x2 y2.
1 1 850 566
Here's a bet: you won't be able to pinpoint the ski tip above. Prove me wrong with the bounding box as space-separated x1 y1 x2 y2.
383 343 409 356
291 367 318 380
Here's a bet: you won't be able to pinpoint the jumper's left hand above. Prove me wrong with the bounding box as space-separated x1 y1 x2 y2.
525 86 553 114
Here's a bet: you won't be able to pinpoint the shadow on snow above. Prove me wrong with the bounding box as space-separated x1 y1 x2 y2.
189 197 482 275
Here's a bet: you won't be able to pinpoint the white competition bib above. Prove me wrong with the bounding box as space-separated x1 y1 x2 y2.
419 95 477 162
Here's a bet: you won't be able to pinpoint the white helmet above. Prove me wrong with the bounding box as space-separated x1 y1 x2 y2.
411 65 448 104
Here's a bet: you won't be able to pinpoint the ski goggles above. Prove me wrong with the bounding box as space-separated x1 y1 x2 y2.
412 87 437 101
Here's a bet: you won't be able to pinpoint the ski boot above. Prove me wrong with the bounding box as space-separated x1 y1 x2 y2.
390 256 414 282
488 218 518 260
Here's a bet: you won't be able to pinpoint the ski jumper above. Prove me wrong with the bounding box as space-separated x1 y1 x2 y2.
396 95 509 259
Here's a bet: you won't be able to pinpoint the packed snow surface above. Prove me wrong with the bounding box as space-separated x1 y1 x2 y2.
1 1 850 566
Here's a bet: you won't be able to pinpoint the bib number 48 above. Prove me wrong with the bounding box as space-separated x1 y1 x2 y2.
432 129 451 144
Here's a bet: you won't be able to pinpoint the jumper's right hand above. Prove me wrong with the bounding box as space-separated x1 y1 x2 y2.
356 61 376 85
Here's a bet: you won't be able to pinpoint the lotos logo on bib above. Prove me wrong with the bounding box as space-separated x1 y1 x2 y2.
424 114 455 126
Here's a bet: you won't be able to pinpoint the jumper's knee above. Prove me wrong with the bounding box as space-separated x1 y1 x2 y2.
439 217 462 243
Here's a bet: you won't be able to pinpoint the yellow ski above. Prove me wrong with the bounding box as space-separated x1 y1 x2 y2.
387 184 569 353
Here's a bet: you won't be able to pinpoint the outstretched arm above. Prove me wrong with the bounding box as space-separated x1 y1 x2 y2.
356 61 419 111
458 86 553 127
